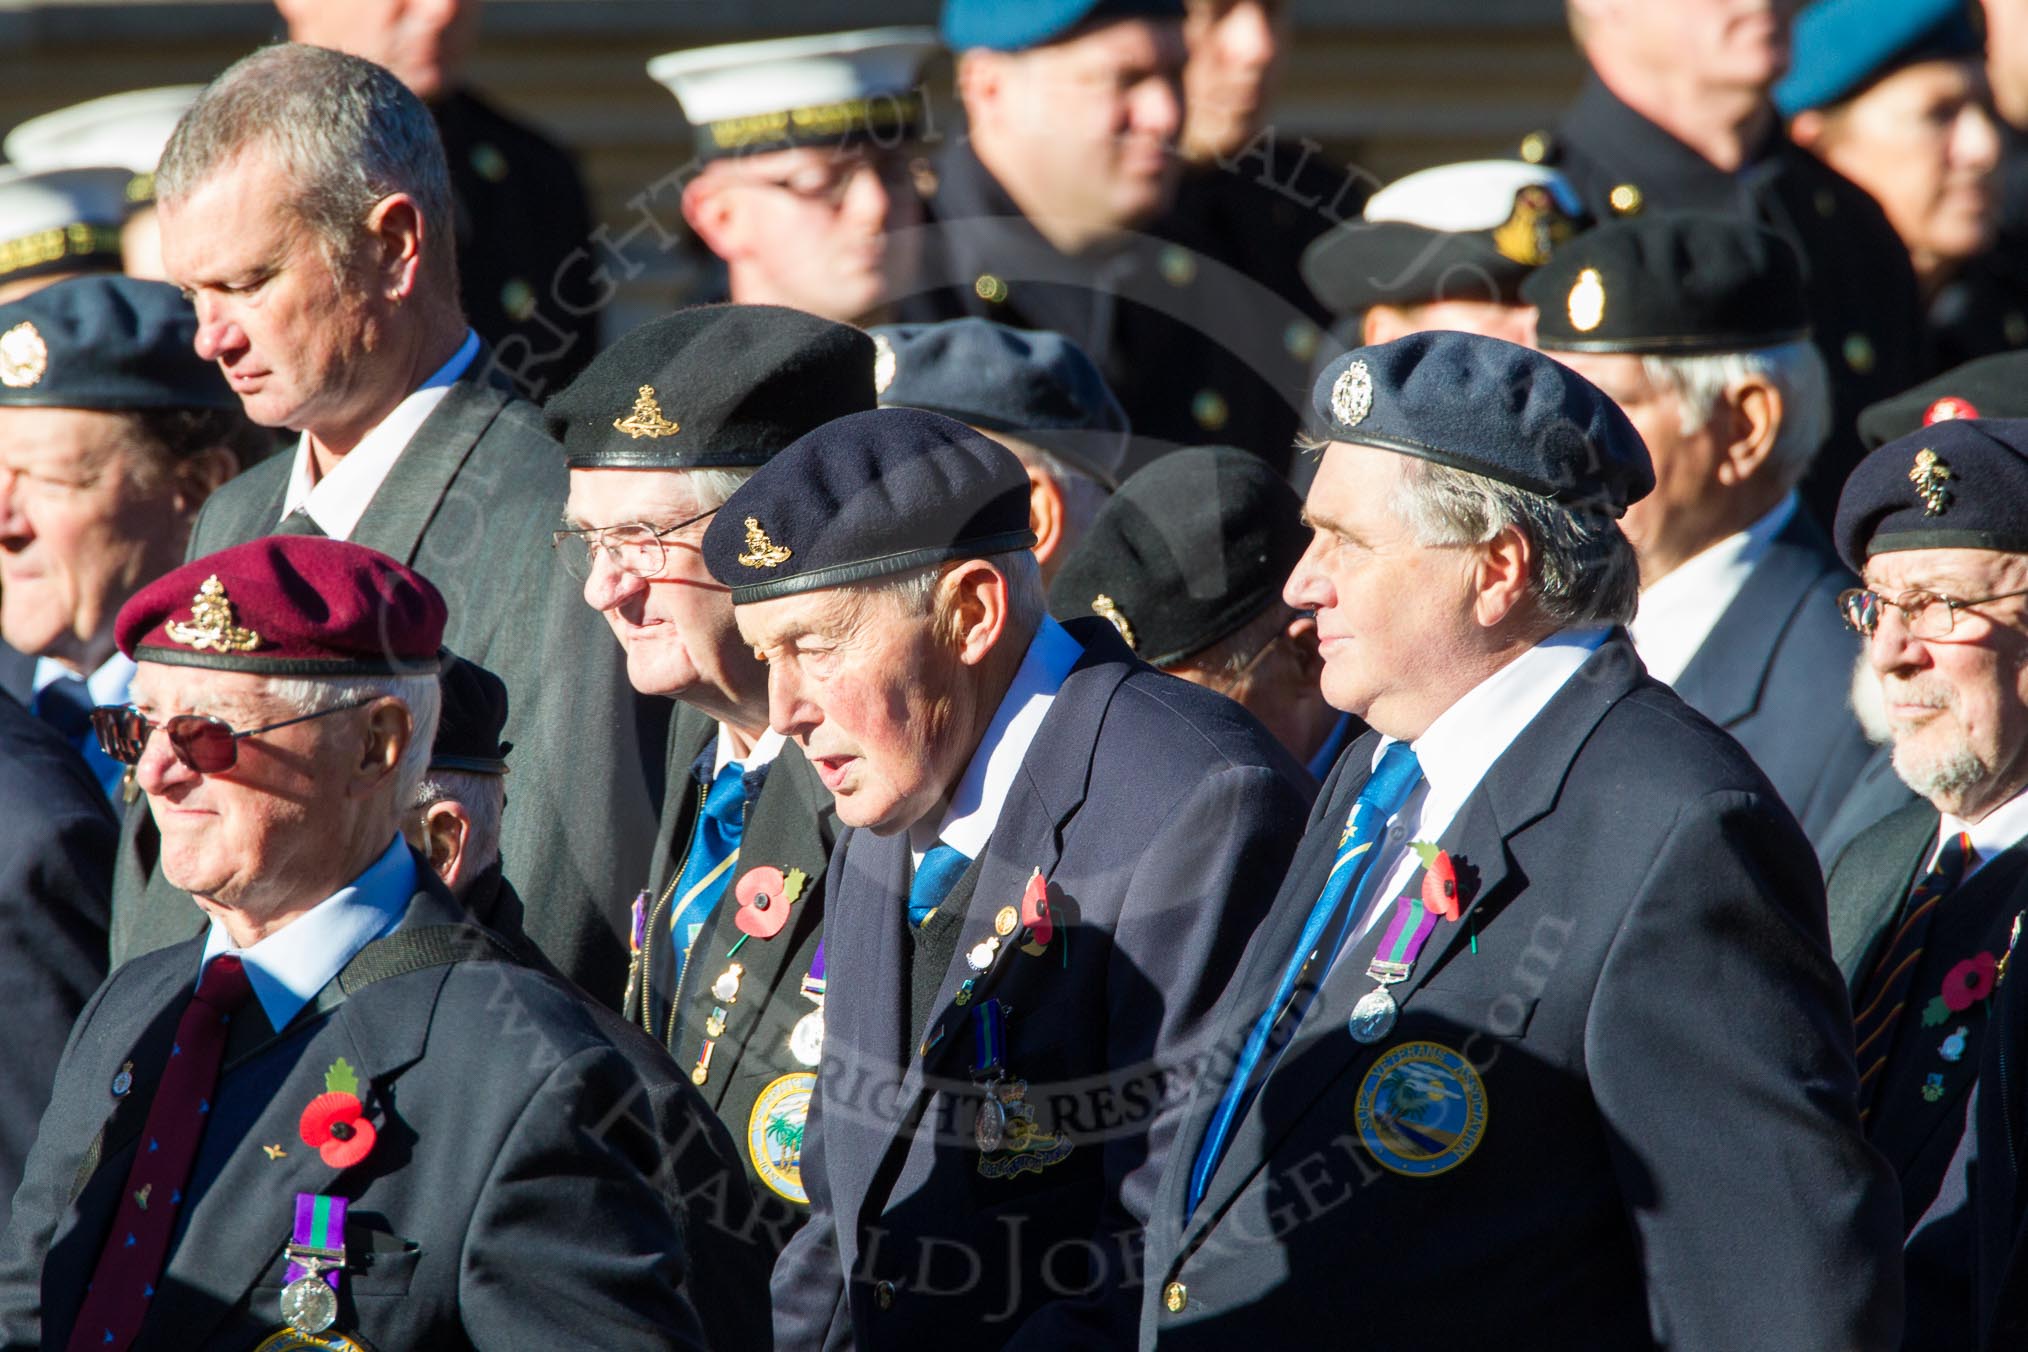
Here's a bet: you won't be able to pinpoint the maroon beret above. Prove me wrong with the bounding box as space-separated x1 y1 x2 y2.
116 536 447 676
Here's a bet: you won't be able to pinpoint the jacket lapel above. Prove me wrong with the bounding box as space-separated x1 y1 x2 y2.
1832 801 1938 989
1183 635 1641 1243
134 884 460 1347
348 369 514 566
1672 512 1845 726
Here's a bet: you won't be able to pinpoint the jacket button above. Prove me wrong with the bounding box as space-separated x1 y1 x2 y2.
1163 1281 1187 1313
875 1280 896 1310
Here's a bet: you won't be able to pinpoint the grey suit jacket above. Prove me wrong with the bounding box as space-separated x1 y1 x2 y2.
108 366 668 1004
0 873 709 1351
769 619 1313 1350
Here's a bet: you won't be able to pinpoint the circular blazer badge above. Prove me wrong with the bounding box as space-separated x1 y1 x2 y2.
749 1072 816 1204
252 1329 377 1352
1354 1041 1488 1177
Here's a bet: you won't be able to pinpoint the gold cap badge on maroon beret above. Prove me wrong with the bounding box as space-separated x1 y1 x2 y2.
164 575 264 653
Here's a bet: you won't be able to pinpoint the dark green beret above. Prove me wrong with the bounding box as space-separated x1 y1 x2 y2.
1047 446 1304 667
1526 211 1811 355
1857 351 2028 450
546 304 876 470
701 407 1036 605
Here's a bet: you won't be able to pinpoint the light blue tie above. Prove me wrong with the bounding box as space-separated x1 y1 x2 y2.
667 763 746 991
1186 740 1423 1218
909 842 972 927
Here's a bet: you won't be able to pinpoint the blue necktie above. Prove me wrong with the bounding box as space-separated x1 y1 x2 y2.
32 675 123 803
1187 740 1423 1218
909 842 972 927
667 763 746 991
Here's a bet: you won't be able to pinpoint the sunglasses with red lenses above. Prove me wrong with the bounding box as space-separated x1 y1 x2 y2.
90 700 373 775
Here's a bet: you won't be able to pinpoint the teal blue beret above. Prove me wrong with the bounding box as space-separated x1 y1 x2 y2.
0 275 236 411
941 0 1183 52
1776 0 1981 116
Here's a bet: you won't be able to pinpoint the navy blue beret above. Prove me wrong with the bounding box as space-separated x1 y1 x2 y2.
1776 0 1981 116
1834 419 2028 571
1310 331 1654 517
0 275 235 411
1048 445 1305 666
546 304 875 470
870 319 1130 487
1858 351 2028 450
702 407 1038 604
942 0 1182 51
1526 211 1811 354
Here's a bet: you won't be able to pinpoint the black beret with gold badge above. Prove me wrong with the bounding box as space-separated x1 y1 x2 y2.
1525 211 1812 355
545 304 876 470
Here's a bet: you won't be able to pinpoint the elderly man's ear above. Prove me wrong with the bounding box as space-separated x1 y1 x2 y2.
940 559 1017 666
418 800 475 890
355 699 415 790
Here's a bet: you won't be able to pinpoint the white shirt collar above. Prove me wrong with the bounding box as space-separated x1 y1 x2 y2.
1342 627 1609 950
1628 493 1797 687
33 650 136 707
910 615 1083 866
281 330 481 540
713 723 787 778
1936 790 2028 881
198 835 416 1030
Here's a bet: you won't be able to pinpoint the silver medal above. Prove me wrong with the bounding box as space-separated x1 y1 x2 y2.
789 1008 825 1067
975 1091 1007 1153
1347 986 1399 1044
280 1275 338 1334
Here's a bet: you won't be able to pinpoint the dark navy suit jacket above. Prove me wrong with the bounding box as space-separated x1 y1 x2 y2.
0 691 116 1239
0 873 717 1351
1141 634 1903 1351
1670 509 1872 848
769 619 1312 1349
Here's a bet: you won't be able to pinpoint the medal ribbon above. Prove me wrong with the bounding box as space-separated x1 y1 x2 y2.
973 999 1007 1078
1366 894 1441 985
801 939 826 1000
284 1192 346 1293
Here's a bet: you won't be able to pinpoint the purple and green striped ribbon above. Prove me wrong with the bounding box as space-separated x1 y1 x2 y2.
285 1191 346 1292
1369 895 1440 980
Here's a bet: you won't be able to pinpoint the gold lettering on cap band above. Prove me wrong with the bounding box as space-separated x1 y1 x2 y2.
165 575 264 653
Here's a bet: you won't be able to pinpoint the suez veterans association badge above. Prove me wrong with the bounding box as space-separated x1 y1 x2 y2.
251 1330 376 1352
748 1072 816 1205
1353 1041 1489 1178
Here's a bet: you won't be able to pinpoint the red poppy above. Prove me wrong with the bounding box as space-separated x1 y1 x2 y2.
299 1090 376 1169
1942 953 2000 1012
1420 850 1461 923
734 866 791 940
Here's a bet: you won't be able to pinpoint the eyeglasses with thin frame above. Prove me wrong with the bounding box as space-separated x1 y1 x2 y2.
1837 585 2028 640
90 700 373 775
736 151 916 209
551 508 718 582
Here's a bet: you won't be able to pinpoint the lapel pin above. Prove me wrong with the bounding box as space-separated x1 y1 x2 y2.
111 1061 134 1098
264 1144 288 1160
